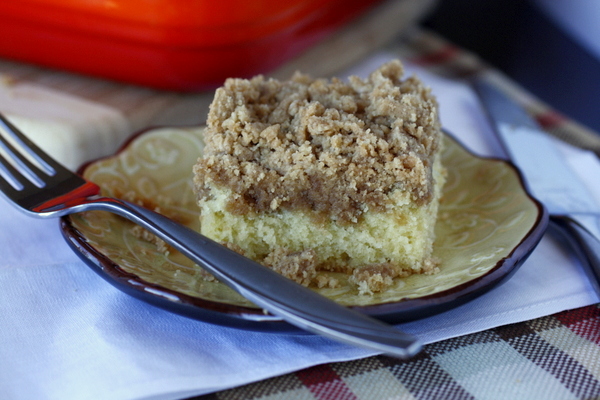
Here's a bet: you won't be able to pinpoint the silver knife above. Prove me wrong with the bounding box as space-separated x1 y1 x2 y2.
473 77 600 293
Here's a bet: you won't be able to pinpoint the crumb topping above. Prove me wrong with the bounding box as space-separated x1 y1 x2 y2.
350 264 400 295
263 248 318 286
194 60 441 225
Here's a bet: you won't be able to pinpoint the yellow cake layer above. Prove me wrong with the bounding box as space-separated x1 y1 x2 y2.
199 154 445 291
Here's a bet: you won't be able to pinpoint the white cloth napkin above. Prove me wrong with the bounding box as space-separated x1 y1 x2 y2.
0 78 130 170
1 53 599 400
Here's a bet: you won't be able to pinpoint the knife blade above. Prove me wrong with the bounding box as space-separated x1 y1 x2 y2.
473 77 600 293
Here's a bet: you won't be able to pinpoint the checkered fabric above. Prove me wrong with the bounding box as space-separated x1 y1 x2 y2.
194 306 600 400
192 28 600 400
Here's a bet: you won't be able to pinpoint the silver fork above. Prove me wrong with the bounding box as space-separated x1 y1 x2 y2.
0 113 421 358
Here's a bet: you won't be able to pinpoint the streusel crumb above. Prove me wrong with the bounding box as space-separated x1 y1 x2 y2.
194 60 441 225
263 248 318 286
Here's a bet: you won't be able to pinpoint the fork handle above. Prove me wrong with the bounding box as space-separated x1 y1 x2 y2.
550 215 600 295
86 196 421 358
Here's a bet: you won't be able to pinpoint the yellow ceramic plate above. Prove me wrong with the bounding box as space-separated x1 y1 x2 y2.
61 126 547 331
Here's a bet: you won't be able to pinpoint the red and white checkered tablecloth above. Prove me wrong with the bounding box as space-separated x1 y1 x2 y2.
197 305 600 400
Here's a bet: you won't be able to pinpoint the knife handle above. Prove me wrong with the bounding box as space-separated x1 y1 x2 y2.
550 215 600 295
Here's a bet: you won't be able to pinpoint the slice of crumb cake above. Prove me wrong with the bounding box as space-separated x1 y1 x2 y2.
193 60 445 295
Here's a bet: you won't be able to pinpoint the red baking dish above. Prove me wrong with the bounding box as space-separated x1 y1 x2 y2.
0 0 383 91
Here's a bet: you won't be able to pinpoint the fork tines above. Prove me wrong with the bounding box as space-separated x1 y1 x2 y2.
0 114 60 192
